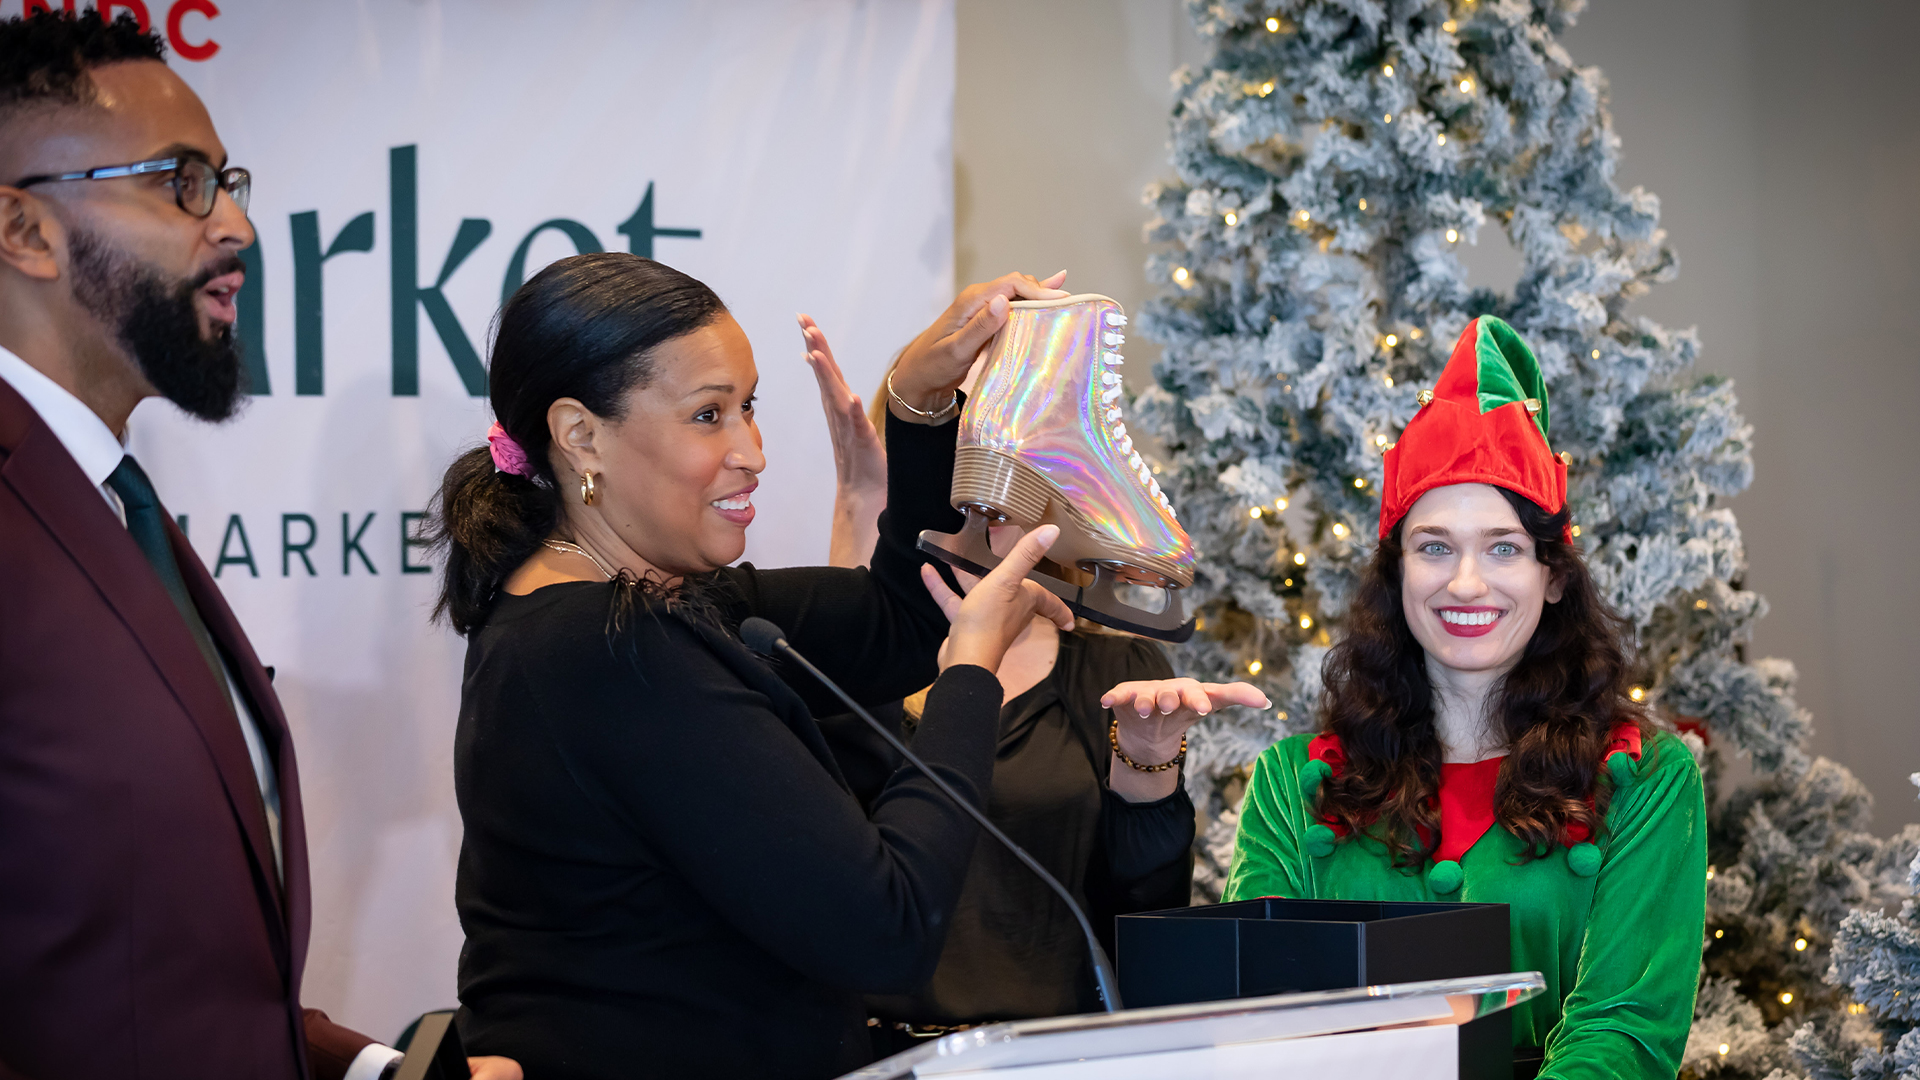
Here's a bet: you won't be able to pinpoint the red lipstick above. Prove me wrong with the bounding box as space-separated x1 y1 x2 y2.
1436 606 1503 638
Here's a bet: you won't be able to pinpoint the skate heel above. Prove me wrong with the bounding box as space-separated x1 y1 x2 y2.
951 446 1051 524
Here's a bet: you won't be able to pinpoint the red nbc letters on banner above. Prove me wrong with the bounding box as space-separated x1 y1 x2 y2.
165 0 219 60
19 2 220 63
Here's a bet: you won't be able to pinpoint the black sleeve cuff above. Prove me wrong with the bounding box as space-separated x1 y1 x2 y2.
1101 782 1196 883
879 400 967 547
905 663 1005 796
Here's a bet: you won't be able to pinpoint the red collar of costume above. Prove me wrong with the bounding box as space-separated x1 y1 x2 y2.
1305 723 1642 859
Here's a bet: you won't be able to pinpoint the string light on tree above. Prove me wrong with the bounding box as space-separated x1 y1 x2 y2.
1293 552 1307 566
1248 659 1264 675
1249 506 1263 519
1383 333 1400 348
1445 228 1459 243
1629 686 1647 702
1779 991 1794 1005
1299 614 1314 630
1224 211 1238 226
1172 266 1191 287
1265 16 1280 31
1382 63 1394 77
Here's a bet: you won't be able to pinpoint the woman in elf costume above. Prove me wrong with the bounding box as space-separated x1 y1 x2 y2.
1223 316 1707 1079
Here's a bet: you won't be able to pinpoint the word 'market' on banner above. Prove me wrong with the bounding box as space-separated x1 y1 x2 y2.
233 145 701 398
183 511 437 578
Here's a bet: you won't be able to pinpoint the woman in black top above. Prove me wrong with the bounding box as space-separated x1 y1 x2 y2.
426 254 1086 1080
796 318 1271 1034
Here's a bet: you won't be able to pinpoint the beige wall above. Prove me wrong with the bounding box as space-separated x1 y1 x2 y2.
955 0 1920 825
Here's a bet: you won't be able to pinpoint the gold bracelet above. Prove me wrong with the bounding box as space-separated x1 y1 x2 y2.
886 370 960 422
1109 716 1187 773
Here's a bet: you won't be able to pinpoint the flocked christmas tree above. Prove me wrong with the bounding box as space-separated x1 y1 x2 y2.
1128 1 1920 1075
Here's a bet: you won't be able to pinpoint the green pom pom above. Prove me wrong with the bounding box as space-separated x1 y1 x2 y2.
1304 823 1337 858
1607 751 1636 791
1301 758 1333 796
1567 842 1602 877
1427 859 1464 894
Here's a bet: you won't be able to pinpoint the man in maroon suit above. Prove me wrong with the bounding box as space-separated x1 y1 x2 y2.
0 14 517 1080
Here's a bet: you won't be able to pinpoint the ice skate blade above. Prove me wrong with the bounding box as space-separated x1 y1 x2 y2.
918 516 1195 643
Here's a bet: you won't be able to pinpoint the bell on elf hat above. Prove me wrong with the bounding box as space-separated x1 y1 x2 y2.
1380 315 1569 540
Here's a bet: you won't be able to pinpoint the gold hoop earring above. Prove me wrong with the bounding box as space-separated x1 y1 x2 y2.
579 471 598 506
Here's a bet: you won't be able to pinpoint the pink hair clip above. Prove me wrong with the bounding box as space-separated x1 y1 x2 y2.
487 421 537 478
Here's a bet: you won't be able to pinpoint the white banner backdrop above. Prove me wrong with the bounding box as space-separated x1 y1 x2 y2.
115 0 954 1041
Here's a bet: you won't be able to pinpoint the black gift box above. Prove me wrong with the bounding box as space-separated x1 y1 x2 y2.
1117 897 1524 1079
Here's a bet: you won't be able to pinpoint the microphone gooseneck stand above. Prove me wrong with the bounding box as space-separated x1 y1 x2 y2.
738 616 1124 1014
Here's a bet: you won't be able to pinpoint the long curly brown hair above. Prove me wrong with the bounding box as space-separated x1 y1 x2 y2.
1315 487 1649 866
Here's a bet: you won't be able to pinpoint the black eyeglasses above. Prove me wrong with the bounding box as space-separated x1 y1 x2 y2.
13 156 250 218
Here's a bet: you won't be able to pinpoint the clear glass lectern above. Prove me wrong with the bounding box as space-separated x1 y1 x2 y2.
838 972 1545 1080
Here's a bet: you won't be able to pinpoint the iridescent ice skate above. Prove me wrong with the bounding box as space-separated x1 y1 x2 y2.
918 293 1197 640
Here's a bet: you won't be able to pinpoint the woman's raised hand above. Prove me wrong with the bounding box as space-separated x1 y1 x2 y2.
919 524 1075 674
798 314 886 494
887 270 1070 420
798 314 888 568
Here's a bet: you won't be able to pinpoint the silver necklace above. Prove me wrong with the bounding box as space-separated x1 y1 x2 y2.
542 539 617 581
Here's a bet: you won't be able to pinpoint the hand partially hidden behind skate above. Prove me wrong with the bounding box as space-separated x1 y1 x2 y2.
888 270 1071 419
920 524 1077 675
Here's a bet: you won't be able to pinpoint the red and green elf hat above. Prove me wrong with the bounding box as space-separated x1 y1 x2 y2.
1379 315 1569 540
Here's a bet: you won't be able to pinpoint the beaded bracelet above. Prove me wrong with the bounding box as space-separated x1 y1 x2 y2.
886 370 960 422
1108 716 1188 773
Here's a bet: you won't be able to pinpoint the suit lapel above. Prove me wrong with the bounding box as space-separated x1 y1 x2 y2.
0 383 289 945
175 521 309 978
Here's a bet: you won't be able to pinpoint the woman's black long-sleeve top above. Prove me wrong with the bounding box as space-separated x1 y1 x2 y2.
452 413 998 1080
822 632 1194 1027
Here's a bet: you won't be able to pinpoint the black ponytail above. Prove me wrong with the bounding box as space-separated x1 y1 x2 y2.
421 252 727 634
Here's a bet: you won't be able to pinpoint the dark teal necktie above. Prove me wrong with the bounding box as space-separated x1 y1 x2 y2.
105 454 231 702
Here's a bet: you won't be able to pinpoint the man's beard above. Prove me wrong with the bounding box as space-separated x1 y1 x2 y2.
69 229 248 422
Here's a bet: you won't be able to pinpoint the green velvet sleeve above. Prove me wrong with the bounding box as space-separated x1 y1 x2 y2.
1540 732 1707 1079
1221 735 1314 901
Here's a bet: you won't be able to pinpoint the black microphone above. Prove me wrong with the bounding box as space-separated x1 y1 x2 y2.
739 616 1124 1014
